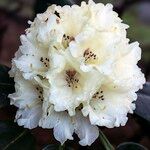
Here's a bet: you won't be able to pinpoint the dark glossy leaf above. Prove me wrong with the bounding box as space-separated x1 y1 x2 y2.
136 82 150 122
137 82 150 96
0 94 9 109
0 120 36 150
0 84 14 108
0 65 13 84
43 144 74 150
42 144 60 150
117 142 148 150
0 65 14 108
99 129 115 150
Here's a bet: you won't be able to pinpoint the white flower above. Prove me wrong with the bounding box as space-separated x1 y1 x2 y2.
69 27 121 74
39 93 99 146
82 84 135 128
9 73 99 146
9 0 145 146
108 42 145 92
9 73 43 129
12 35 50 80
47 51 102 116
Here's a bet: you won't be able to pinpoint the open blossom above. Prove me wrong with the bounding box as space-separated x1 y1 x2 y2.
9 0 145 146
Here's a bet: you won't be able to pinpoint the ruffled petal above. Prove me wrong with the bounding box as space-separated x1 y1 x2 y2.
16 104 42 129
74 112 99 146
39 101 74 144
82 85 137 128
8 73 39 108
109 42 145 91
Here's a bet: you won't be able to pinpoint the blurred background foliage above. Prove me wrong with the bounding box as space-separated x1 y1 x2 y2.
0 0 149 149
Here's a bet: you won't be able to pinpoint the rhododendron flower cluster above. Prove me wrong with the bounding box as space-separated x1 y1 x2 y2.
9 0 145 146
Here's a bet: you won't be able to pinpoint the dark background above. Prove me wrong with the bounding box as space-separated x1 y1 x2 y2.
0 0 149 149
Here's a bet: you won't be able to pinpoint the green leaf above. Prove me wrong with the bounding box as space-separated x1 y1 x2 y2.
136 82 150 122
0 83 14 108
42 144 60 150
99 129 115 150
0 65 13 84
0 120 36 150
117 142 148 150
43 144 73 150
0 65 14 108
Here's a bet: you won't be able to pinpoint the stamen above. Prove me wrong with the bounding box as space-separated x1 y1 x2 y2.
36 86 43 101
54 11 60 18
77 104 83 111
45 18 48 22
65 69 79 89
83 48 97 63
62 34 75 49
40 57 49 68
40 57 43 62
92 90 105 101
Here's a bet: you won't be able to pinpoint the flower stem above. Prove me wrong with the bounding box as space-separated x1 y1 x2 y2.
59 144 65 150
99 129 115 150
3 129 27 150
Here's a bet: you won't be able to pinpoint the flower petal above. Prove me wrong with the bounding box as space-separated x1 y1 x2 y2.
74 112 99 146
16 104 42 129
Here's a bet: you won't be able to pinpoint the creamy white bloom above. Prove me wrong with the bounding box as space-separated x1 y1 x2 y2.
9 0 145 146
39 91 99 146
46 51 102 116
9 73 43 129
9 73 99 145
10 35 50 80
69 27 120 74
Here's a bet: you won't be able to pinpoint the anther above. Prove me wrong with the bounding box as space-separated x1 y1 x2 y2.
54 11 60 18
45 18 48 22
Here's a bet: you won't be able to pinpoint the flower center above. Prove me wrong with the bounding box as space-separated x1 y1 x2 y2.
36 86 43 101
65 69 80 89
92 90 104 101
83 48 98 64
40 57 50 68
62 34 75 49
